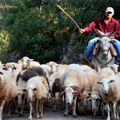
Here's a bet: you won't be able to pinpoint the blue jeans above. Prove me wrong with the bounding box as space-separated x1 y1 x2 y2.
86 37 120 62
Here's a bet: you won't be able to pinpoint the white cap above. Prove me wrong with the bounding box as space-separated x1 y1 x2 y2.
105 7 114 14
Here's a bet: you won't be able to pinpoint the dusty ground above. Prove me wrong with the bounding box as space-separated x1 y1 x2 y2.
3 104 105 120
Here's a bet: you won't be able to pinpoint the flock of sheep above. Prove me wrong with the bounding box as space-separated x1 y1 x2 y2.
0 56 120 120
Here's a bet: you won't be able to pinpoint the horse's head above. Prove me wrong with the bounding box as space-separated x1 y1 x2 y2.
97 37 111 59
94 28 117 59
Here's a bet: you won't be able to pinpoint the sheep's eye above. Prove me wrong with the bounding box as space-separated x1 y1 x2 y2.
27 60 30 63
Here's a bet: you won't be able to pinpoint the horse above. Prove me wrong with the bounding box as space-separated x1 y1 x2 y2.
91 29 117 73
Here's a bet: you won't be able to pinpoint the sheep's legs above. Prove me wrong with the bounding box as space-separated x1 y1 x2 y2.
36 100 39 118
112 101 117 119
64 102 68 116
72 97 77 118
39 99 44 118
116 103 120 120
92 100 97 116
29 102 33 120
106 103 110 120
0 100 5 120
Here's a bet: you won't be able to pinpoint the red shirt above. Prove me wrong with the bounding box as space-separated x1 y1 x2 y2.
84 18 120 39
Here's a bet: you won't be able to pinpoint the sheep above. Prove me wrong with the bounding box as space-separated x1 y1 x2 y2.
90 67 115 116
98 74 120 120
1 64 22 116
16 66 46 116
0 69 18 120
17 66 47 82
48 69 65 92
58 64 68 72
83 67 98 91
4 62 19 68
108 64 119 74
24 76 49 120
2 62 22 79
47 61 68 73
47 61 59 73
60 64 90 118
18 56 41 70
80 64 92 70
40 64 52 79
81 67 98 112
48 70 65 112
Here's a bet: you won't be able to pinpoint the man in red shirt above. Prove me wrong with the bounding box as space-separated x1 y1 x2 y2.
79 7 120 62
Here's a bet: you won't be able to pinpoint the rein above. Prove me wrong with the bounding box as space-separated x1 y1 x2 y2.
94 55 114 67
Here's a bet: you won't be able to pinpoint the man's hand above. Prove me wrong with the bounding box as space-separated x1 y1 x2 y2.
79 29 85 34
109 35 115 39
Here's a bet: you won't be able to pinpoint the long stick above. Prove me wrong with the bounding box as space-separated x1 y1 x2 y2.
56 4 81 30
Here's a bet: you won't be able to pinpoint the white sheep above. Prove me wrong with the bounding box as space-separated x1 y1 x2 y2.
108 63 119 74
47 61 59 73
57 64 68 72
47 61 68 73
40 64 52 79
0 69 18 120
60 64 90 118
81 67 98 112
48 70 65 112
48 70 65 92
18 56 41 70
90 67 115 116
98 74 120 120
25 76 49 120
16 66 46 116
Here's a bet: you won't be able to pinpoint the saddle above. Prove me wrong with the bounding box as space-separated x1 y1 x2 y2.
92 42 117 57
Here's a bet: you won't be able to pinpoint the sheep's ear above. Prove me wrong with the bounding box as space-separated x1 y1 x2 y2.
12 66 17 70
0 71 3 75
108 79 115 83
97 81 102 84
30 59 34 61
18 59 22 63
2 67 8 71
33 88 37 91
23 89 27 92
73 91 78 96
2 64 6 67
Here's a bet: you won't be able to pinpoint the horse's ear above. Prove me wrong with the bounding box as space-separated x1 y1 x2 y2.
106 31 118 38
94 28 105 36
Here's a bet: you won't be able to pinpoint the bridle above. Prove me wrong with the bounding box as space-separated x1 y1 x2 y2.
94 56 114 67
94 42 114 66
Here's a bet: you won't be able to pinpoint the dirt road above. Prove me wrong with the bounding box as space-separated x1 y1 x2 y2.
3 106 105 120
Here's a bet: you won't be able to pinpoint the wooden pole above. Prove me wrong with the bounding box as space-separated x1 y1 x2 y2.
56 4 81 30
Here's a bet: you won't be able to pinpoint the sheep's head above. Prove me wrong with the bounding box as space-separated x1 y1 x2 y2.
23 87 37 101
98 78 115 94
18 56 33 70
60 86 79 105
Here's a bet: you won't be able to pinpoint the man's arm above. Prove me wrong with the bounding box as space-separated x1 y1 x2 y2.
114 21 120 39
84 20 97 32
79 20 98 34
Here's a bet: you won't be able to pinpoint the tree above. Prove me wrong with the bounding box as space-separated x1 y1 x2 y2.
0 0 120 63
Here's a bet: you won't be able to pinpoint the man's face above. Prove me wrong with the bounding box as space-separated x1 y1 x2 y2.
105 12 113 19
